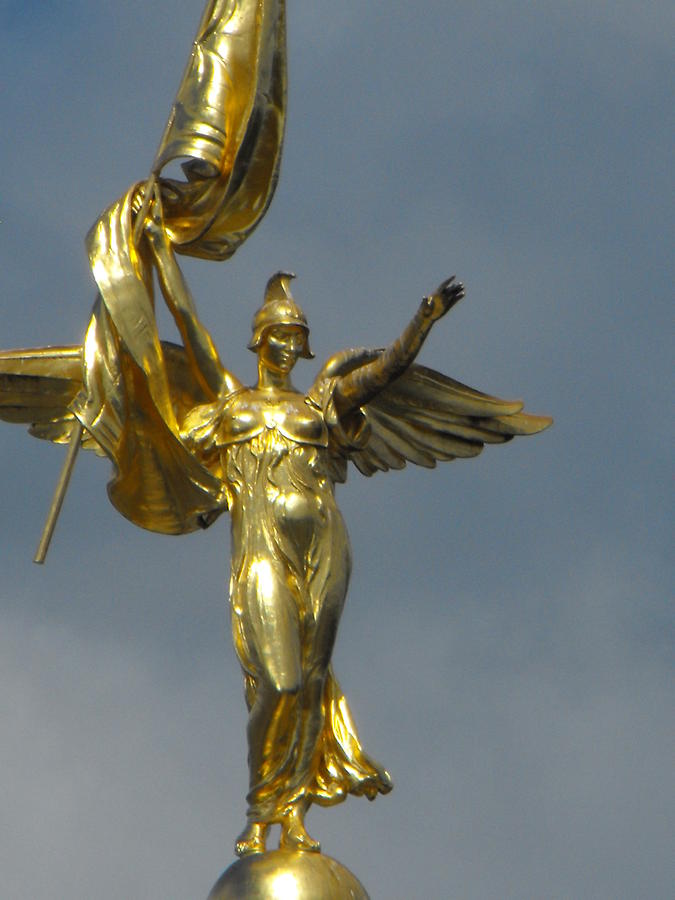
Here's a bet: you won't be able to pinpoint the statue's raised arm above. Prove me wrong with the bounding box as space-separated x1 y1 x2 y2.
334 276 466 416
310 280 551 480
143 192 240 401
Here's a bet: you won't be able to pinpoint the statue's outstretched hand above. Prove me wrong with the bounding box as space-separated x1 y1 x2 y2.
421 276 465 321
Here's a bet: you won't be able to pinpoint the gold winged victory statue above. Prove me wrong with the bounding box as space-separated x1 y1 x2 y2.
0 1 551 895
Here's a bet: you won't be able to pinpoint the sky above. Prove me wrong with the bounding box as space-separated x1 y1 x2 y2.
1 1 673 897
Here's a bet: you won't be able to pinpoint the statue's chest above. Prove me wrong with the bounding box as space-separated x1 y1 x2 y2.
218 389 328 448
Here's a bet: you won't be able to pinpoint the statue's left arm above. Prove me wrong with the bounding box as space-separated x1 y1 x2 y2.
334 276 465 416
144 199 239 401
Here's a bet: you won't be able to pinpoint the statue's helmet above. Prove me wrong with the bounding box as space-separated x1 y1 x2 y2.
248 271 314 358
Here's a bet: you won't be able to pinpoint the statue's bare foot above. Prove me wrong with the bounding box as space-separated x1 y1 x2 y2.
279 805 321 853
235 821 268 857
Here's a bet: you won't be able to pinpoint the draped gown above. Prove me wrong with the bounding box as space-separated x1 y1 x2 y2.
184 380 393 823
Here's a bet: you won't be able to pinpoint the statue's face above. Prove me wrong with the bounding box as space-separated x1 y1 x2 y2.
258 325 308 374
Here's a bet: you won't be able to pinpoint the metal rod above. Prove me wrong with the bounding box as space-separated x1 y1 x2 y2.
33 421 83 564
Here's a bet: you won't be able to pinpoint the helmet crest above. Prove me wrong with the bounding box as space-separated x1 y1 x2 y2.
248 272 314 358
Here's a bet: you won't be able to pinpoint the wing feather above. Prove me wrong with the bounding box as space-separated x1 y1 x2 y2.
367 411 436 468
388 365 525 417
351 454 378 477
364 429 408 471
374 397 511 444
371 408 470 461
483 411 554 436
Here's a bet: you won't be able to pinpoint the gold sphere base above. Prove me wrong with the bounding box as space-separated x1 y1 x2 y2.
207 850 369 899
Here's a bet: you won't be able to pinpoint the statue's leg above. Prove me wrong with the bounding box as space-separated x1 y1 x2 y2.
233 557 305 854
278 523 351 851
279 797 320 852
234 821 269 858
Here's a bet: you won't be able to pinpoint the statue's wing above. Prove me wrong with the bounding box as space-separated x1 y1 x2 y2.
0 347 101 451
0 342 228 534
313 349 552 477
0 342 209 449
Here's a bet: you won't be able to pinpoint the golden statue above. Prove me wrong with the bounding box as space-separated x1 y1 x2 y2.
0 1 551 894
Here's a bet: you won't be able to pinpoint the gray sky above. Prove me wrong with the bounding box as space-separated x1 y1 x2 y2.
1 2 673 898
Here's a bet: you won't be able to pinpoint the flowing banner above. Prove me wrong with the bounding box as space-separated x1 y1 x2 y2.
71 0 287 534
155 0 287 259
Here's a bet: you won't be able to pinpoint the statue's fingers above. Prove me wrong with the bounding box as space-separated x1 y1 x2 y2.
437 275 456 292
131 186 144 214
445 283 465 308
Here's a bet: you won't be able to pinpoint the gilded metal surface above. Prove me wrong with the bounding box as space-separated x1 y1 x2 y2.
207 850 369 899
153 0 287 259
0 0 553 868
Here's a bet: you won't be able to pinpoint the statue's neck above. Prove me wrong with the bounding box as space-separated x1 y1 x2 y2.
256 363 294 392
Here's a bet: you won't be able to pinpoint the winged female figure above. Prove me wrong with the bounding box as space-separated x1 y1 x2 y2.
0 0 552 864
0 193 551 856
